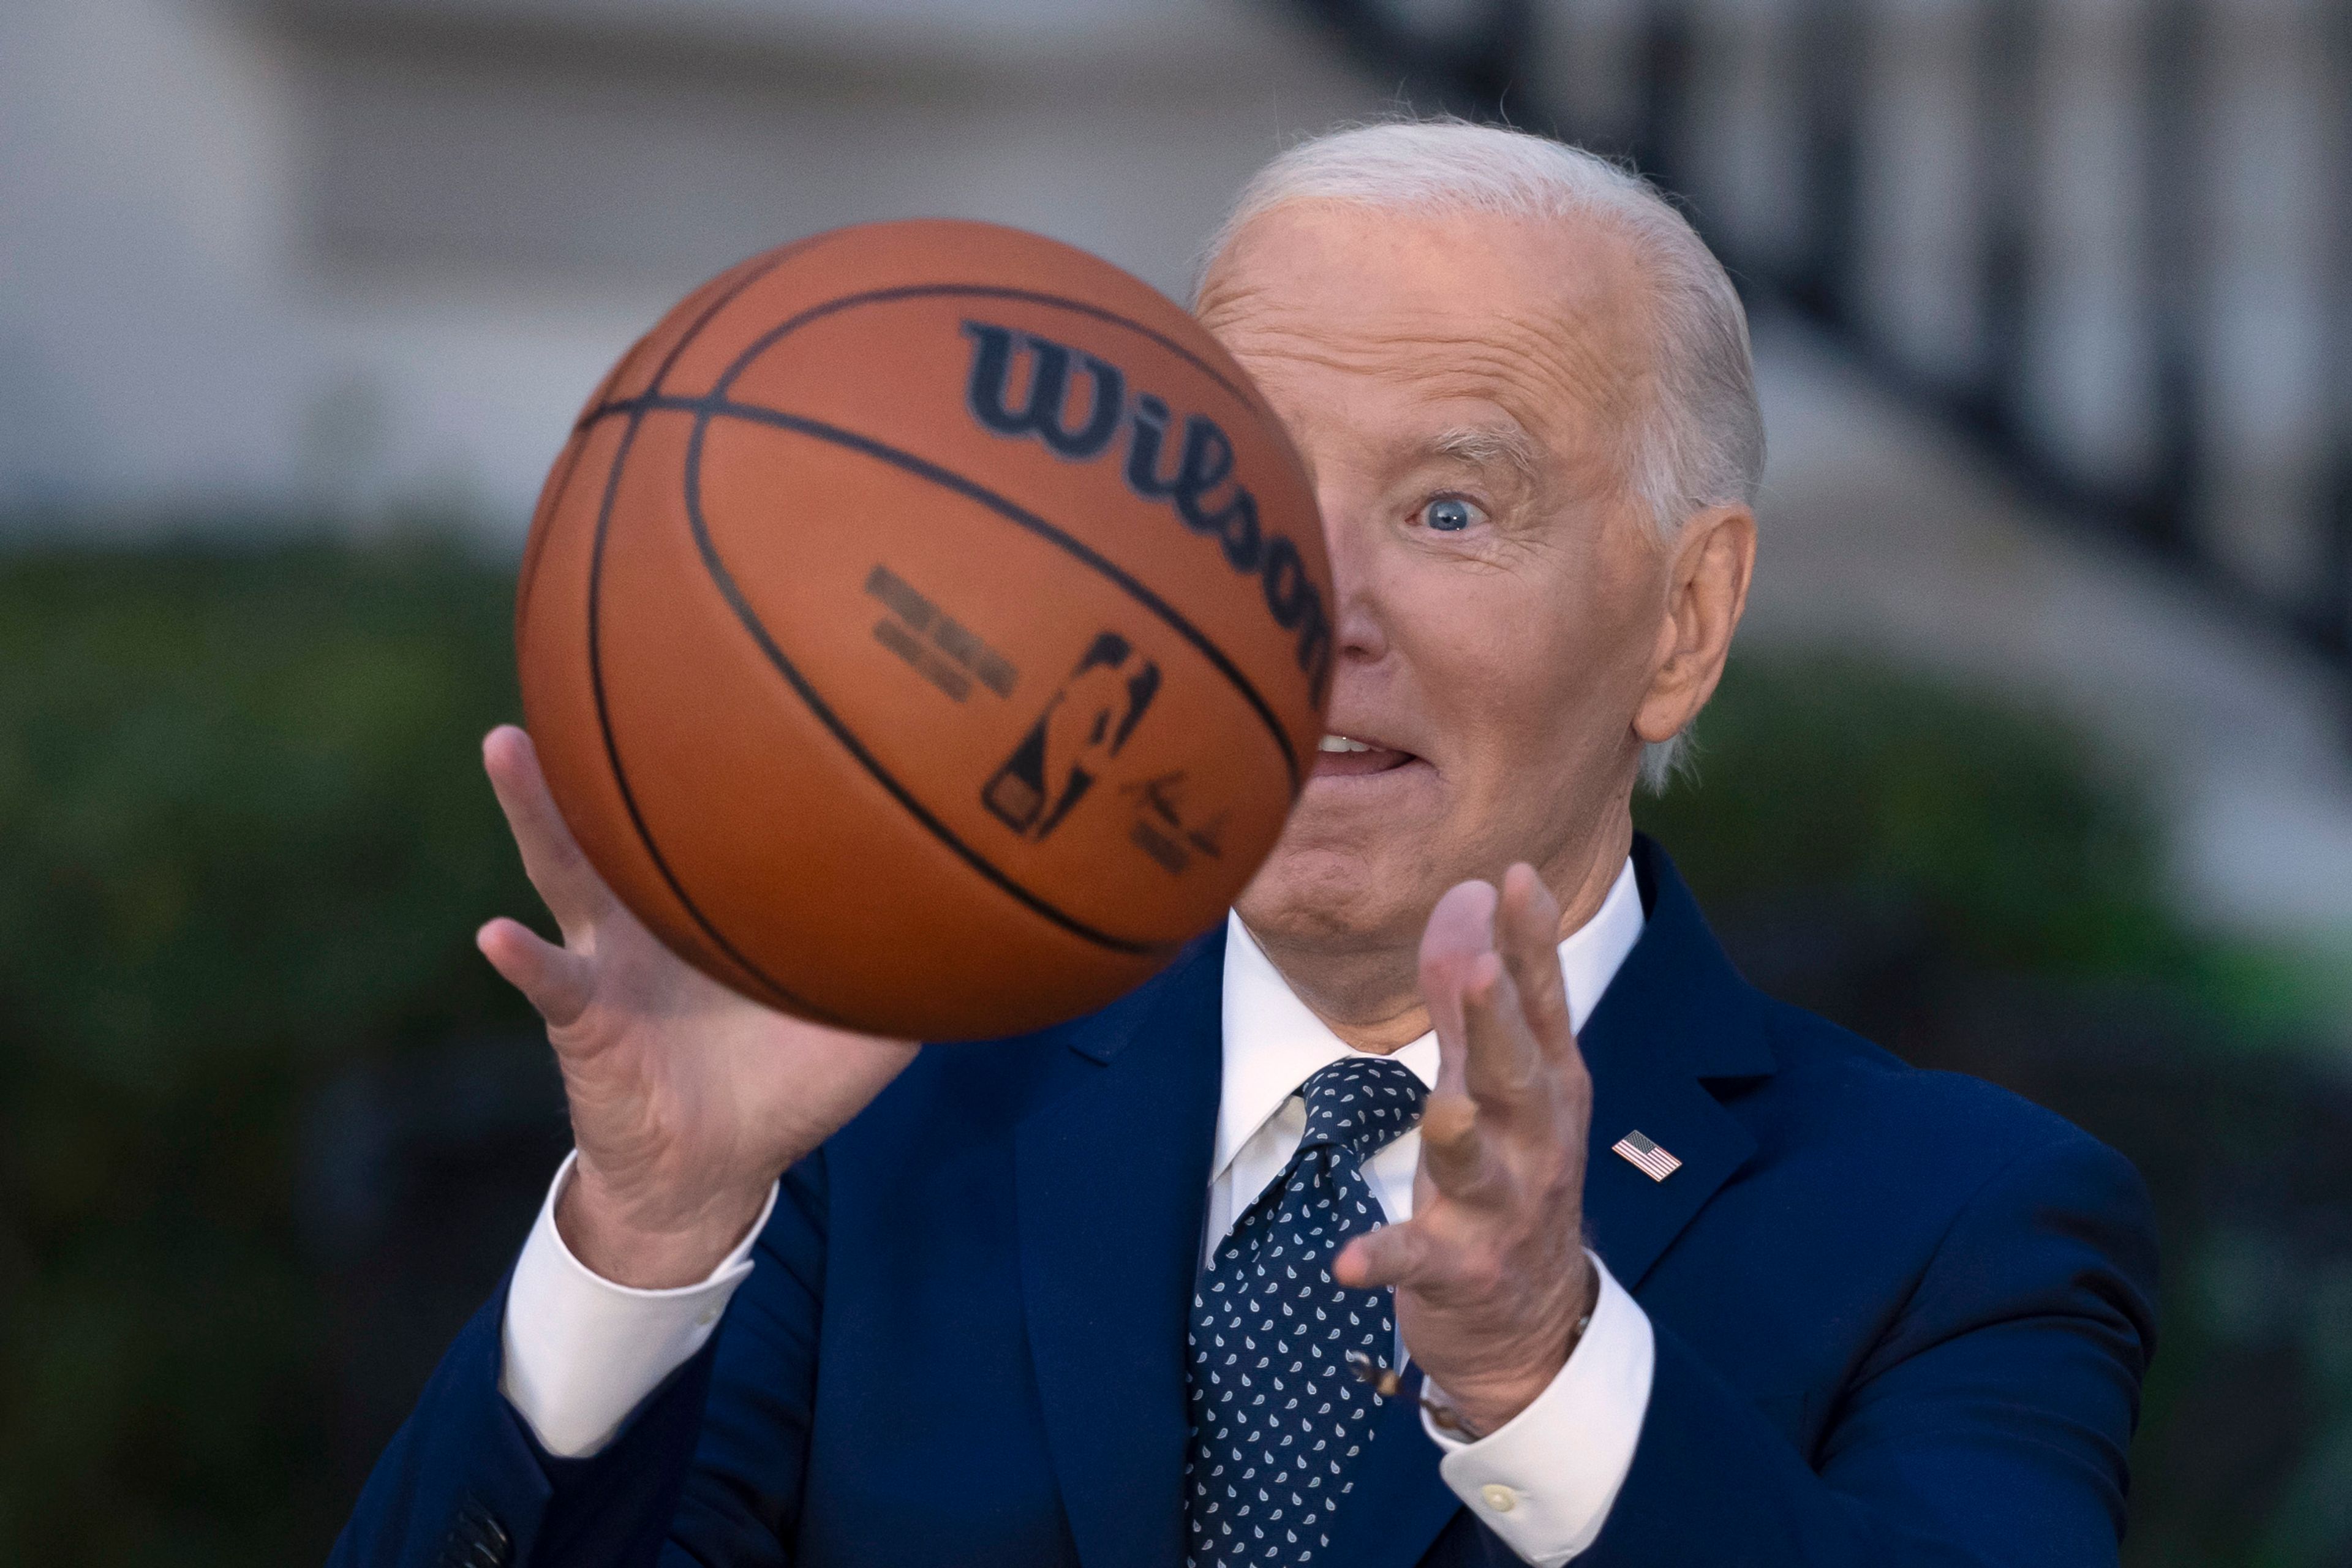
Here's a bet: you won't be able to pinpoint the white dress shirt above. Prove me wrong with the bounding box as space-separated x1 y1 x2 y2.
1210 866 1653 1564
502 859 1654 1566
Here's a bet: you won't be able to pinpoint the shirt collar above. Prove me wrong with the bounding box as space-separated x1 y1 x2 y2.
1213 857 1645 1186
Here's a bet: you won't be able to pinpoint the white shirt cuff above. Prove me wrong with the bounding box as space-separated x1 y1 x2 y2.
1418 1253 1654 1565
498 1150 777 1458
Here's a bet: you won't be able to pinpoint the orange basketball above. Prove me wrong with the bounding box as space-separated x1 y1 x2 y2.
516 219 1332 1040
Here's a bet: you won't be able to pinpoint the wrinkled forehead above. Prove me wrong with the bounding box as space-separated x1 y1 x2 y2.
1196 200 1656 479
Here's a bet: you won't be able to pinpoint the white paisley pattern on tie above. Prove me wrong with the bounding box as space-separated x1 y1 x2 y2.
1184 1055 1429 1567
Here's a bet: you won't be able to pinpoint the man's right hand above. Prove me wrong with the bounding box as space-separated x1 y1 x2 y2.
476 725 918 1289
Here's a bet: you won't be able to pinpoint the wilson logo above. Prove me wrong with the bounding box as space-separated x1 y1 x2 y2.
962 320 1331 705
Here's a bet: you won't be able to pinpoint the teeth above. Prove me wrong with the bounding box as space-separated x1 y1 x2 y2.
1319 734 1373 753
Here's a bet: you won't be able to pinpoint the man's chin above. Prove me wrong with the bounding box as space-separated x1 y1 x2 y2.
1234 843 1430 956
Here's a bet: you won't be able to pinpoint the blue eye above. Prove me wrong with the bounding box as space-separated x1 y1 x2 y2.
1423 497 1477 532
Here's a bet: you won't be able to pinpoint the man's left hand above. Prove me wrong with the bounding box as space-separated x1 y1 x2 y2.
1334 863 1599 1437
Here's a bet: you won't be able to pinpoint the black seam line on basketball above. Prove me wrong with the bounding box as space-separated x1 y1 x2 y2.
636 388 1301 793
572 282 1257 433
583 244 848 1020
650 240 829 394
583 407 850 1024
678 409 1182 961
570 238 817 434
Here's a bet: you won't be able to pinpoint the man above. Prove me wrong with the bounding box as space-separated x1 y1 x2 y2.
336 119 2157 1568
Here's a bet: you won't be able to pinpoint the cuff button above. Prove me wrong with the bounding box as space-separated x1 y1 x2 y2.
1479 1483 1518 1513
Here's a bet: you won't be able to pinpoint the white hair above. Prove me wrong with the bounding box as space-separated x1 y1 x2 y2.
1200 118 1765 791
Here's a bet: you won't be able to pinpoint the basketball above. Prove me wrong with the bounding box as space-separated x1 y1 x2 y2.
514 219 1333 1040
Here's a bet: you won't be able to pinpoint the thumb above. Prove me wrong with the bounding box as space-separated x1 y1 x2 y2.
478 916 595 1028
1334 1216 1438 1292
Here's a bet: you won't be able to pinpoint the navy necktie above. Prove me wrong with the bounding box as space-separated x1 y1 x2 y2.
1185 1055 1430 1567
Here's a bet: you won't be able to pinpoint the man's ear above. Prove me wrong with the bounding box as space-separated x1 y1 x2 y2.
1634 503 1756 745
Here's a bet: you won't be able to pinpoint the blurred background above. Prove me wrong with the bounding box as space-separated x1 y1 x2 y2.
3 0 2350 1561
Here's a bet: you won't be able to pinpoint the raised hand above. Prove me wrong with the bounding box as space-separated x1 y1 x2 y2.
1333 864 1599 1435
476 725 917 1288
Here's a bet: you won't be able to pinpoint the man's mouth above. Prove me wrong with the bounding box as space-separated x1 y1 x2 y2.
1312 733 1417 778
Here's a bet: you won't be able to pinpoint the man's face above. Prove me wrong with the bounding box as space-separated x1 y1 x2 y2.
1200 200 1675 958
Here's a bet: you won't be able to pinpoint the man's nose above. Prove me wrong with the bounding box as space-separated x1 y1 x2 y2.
1316 488 1390 666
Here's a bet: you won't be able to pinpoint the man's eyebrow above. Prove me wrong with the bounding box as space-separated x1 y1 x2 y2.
1427 423 1544 484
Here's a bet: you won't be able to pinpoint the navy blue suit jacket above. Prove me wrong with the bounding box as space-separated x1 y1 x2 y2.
334 838 2158 1567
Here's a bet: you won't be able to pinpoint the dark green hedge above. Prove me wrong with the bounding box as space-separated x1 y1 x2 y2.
1 538 2343 1563
0 539 537 1564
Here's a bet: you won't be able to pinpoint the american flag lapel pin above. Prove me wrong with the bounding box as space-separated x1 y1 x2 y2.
1612 1129 1683 1182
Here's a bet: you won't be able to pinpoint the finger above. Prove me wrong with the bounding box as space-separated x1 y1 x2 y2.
1455 936 1550 1124
1333 1215 1447 1292
483 726 614 939
1419 880 1499 1101
1418 1090 1508 1203
478 916 596 1028
1496 863 1575 1061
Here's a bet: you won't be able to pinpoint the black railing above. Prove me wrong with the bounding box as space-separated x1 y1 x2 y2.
1287 0 2352 688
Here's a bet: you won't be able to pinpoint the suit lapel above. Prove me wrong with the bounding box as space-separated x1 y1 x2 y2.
1581 1065 1756 1289
1016 935 1224 1568
1577 839 1775 1289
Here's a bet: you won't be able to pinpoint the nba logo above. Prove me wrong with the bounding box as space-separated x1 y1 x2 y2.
984 632 1161 840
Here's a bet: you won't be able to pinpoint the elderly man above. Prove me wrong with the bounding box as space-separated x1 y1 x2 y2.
337 121 2156 1568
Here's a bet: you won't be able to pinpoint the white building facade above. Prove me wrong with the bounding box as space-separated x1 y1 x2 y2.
0 0 1380 530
